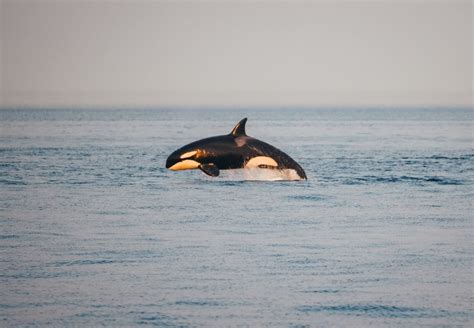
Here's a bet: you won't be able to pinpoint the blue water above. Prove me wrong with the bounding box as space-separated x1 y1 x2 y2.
1 108 473 326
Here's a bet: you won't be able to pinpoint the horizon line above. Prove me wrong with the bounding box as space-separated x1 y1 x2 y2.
0 104 472 111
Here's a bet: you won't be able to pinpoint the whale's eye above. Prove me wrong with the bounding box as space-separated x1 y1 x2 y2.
180 150 197 159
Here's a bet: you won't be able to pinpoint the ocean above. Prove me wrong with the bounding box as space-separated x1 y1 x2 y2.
1 107 472 326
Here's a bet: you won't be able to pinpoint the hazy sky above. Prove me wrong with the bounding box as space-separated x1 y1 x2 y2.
1 0 472 108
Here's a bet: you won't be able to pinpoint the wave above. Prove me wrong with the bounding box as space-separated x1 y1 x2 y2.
343 175 466 186
0 179 26 186
296 304 467 319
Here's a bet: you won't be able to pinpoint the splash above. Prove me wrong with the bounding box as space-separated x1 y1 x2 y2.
219 168 304 181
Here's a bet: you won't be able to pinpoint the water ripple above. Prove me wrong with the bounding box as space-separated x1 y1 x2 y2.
296 304 467 319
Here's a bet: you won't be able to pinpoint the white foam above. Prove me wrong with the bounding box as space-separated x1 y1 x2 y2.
219 168 304 181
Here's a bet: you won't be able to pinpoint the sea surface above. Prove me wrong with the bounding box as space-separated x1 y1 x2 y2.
1 108 472 327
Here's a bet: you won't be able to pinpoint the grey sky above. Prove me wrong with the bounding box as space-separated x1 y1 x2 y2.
1 0 472 108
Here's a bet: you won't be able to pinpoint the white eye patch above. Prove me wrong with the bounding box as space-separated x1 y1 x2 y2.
180 150 197 159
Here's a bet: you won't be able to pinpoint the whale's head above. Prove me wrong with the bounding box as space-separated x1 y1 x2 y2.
165 146 201 171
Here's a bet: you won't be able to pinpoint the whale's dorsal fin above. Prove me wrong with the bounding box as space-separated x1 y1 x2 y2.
230 118 247 137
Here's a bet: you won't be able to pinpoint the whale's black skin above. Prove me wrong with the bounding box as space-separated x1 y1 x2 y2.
166 118 307 180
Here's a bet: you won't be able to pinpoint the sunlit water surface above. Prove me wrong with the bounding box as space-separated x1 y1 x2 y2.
1 108 473 326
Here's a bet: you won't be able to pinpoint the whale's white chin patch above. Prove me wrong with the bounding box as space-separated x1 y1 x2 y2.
169 159 200 171
245 156 278 168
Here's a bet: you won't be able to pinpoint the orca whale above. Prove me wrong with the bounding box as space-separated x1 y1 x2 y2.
165 118 307 180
